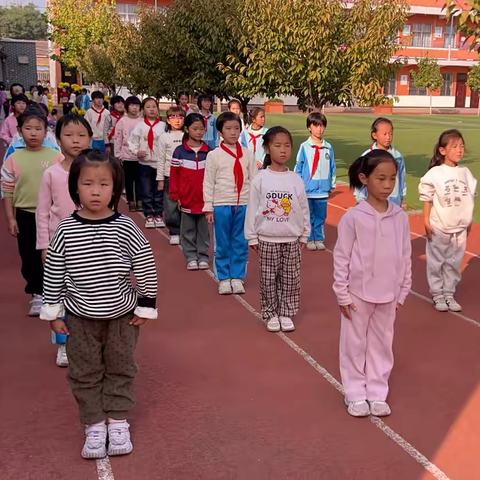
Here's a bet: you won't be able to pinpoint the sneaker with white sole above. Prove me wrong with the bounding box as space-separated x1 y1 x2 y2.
28 294 43 317
315 241 326 251
169 235 180 245
107 421 133 456
82 422 107 459
145 216 155 229
219 279 233 295
56 344 69 368
154 216 165 228
433 296 449 312
445 297 462 312
368 401 391 417
231 279 245 294
306 241 316 251
279 316 295 332
346 400 370 417
266 317 281 332
187 260 198 270
198 261 209 270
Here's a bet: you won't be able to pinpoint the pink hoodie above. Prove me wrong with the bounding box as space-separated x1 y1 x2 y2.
114 115 141 161
333 200 412 306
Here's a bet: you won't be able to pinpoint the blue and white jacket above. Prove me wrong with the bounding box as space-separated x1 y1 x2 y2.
354 143 406 207
201 112 218 150
240 125 268 169
294 138 336 199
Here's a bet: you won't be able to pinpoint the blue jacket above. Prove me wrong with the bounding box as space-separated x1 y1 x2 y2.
354 143 406 207
294 138 336 198
201 113 218 150
240 125 268 169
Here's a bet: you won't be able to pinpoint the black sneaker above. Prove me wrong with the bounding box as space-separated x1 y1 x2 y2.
128 202 136 212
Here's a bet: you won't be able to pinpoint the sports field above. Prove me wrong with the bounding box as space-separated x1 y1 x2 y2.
266 113 480 222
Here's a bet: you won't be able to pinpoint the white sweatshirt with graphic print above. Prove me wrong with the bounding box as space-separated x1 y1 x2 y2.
244 167 311 245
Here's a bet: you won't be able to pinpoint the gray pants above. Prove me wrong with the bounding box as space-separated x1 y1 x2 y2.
180 212 210 263
163 177 181 236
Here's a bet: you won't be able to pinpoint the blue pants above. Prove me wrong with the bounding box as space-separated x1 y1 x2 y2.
91 140 106 152
308 198 327 241
213 205 248 280
138 164 163 217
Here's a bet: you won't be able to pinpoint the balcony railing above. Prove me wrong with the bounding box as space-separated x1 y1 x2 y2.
400 36 479 51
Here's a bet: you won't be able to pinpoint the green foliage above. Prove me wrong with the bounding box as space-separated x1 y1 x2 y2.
445 0 480 50
411 55 443 92
0 3 47 40
467 63 480 93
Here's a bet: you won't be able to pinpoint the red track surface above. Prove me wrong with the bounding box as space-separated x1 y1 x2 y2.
1 188 480 480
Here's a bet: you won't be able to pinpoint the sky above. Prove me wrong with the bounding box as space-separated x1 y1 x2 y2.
0 0 46 11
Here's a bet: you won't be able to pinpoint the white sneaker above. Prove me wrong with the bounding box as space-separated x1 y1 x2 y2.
266 317 281 332
315 241 326 251
231 279 245 294
306 241 316 251
279 316 295 332
56 344 69 368
445 297 462 312
28 294 42 317
198 261 209 270
107 421 133 456
82 422 107 459
145 216 155 229
218 279 233 295
433 296 449 312
154 216 165 228
368 401 391 417
187 260 198 270
346 400 370 417
169 235 180 245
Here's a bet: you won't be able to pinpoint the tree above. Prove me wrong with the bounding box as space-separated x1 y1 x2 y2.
220 0 407 111
0 3 47 40
411 55 443 114
467 64 480 115
445 0 480 49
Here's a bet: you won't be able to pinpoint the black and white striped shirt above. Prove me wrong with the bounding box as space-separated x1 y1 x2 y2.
41 212 157 321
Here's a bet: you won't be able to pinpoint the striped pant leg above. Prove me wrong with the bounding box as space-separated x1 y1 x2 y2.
278 241 302 318
258 241 281 320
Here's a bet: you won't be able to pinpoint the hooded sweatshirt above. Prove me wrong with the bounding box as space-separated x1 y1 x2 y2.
418 164 477 234
333 200 412 306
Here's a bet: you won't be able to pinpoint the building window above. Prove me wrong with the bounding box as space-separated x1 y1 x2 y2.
409 74 427 95
116 3 138 25
384 77 397 96
440 73 454 96
412 23 432 48
444 24 456 48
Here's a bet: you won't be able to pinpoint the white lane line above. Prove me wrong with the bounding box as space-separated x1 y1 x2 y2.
96 457 114 480
150 223 450 480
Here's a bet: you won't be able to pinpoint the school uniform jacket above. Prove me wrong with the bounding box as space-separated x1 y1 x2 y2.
201 113 218 150
170 141 210 214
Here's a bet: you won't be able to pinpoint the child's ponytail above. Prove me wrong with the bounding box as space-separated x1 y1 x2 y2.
349 150 397 190
348 156 366 191
428 129 464 170
263 154 271 169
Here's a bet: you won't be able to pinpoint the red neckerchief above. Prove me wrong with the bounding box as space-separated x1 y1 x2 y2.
220 142 244 207
92 107 105 126
311 145 324 180
108 111 124 141
144 118 160 152
203 114 210 130
183 105 189 113
248 132 262 154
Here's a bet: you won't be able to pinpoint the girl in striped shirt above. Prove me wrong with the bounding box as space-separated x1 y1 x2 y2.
40 149 158 460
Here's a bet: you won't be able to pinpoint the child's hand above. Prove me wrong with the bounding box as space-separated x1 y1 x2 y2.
42 249 48 264
105 145 112 155
299 241 306 250
50 319 70 335
250 244 259 253
7 219 19 237
425 223 435 242
339 304 357 320
137 150 147 160
396 303 401 312
130 316 148 326
328 190 335 198
177 200 182 211
467 224 472 237
205 213 214 224
158 181 164 191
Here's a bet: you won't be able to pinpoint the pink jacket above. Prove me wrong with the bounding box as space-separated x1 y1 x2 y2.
0 115 18 145
114 115 141 161
333 200 412 306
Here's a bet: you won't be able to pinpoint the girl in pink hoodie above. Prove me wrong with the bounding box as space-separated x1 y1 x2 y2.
333 149 412 418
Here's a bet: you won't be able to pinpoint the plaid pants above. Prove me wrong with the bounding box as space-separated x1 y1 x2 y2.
259 240 302 320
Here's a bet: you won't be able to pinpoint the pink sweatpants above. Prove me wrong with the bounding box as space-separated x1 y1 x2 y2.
339 293 397 402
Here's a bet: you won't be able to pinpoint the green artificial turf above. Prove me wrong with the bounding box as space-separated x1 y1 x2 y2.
264 113 480 222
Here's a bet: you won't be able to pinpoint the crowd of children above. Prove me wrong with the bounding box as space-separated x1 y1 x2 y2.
0 82 477 458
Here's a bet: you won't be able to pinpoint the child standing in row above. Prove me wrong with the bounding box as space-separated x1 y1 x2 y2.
198 94 217 150
114 96 142 212
354 117 406 207
40 150 158 459
104 95 125 156
333 149 411 418
240 107 267 169
157 106 186 245
36 114 92 367
419 129 477 313
129 97 166 228
0 94 28 145
170 113 210 269
228 99 245 130
1 108 63 315
245 127 310 333
203 112 257 295
84 91 107 152
178 91 195 116
295 113 336 251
